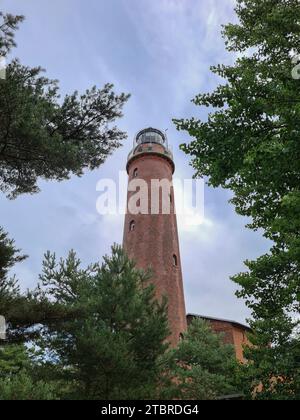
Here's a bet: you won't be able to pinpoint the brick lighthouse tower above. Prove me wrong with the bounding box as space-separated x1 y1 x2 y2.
123 128 187 346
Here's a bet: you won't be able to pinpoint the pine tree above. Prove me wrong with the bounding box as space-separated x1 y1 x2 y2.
162 319 238 400
0 344 59 400
0 12 129 198
0 227 26 315
0 12 24 57
1 245 170 400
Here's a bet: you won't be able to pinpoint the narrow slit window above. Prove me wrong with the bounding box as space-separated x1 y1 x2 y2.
129 220 135 232
173 254 178 266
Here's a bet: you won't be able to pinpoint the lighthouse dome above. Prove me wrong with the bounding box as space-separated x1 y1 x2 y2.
135 128 165 146
127 127 174 172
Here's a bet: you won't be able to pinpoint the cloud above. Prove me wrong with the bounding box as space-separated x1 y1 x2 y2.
0 0 270 325
122 0 237 111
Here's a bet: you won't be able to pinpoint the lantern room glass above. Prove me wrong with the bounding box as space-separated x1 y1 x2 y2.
136 129 165 146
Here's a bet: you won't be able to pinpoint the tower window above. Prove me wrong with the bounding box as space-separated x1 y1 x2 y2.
173 254 178 266
133 168 138 178
129 220 135 232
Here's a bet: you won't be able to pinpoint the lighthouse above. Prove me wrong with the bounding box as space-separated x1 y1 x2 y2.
123 128 187 346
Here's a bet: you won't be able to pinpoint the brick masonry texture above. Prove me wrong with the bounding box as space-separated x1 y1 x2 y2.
187 314 251 362
123 145 187 347
123 138 249 359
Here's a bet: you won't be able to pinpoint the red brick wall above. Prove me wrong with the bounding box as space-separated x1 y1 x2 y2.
232 325 250 363
123 147 187 347
187 315 250 363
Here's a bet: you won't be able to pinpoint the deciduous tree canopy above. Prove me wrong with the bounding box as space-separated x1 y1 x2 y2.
175 0 300 399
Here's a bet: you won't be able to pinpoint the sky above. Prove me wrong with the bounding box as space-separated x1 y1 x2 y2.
0 0 271 324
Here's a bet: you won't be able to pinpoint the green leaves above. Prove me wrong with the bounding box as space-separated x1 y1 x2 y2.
163 319 238 400
0 343 60 400
0 13 130 198
1 245 170 400
174 0 300 399
0 60 130 197
43 245 169 399
0 12 24 57
0 227 26 314
0 242 242 400
0 227 26 283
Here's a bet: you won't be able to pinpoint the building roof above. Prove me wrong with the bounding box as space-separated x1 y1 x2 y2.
187 313 251 332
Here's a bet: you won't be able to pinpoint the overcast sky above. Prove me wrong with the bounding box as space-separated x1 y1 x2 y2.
0 0 271 324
